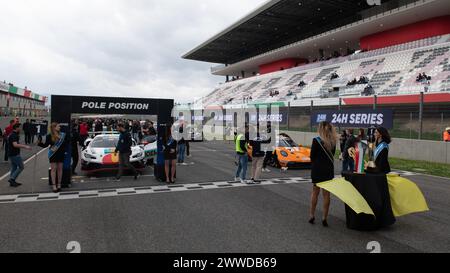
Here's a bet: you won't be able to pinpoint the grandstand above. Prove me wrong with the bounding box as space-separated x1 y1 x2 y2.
0 81 48 117
183 0 450 109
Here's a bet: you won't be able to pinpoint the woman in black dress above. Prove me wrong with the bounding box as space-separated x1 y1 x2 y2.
309 121 337 227
374 127 392 174
38 122 67 193
163 127 177 183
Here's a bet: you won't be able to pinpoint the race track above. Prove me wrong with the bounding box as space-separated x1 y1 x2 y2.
0 141 449 253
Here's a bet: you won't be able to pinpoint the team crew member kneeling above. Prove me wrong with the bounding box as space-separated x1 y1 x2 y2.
115 123 139 181
309 121 337 227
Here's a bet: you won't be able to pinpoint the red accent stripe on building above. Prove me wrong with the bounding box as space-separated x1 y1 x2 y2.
360 16 450 51
343 93 450 105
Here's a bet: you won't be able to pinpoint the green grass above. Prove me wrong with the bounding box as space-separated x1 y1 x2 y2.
389 158 450 178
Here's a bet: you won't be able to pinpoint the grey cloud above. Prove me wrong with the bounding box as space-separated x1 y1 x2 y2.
0 0 266 102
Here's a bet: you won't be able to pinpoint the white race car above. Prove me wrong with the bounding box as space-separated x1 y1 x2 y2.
81 133 146 174
140 134 158 165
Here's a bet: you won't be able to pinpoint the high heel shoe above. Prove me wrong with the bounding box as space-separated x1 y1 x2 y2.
308 217 315 224
52 188 58 193
322 220 329 227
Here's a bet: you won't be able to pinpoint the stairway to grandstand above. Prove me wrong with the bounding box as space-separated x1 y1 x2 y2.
197 34 450 107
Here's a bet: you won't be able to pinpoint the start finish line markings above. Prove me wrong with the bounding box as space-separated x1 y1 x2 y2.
0 177 312 204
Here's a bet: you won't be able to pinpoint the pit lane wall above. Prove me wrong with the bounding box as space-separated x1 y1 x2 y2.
285 131 450 165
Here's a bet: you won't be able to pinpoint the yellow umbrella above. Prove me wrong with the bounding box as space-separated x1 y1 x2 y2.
317 178 375 216
387 174 429 217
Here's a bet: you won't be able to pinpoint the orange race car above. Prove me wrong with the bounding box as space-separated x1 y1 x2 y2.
248 133 311 169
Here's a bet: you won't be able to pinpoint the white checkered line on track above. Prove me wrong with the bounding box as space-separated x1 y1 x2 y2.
0 177 312 204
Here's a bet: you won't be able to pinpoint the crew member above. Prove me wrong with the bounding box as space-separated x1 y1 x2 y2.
3 120 15 162
262 121 273 173
309 121 337 227
23 119 32 145
115 123 139 181
444 127 450 142
235 126 250 184
374 127 392 174
342 129 356 173
177 123 186 164
8 123 32 187
79 121 89 148
71 121 80 175
249 131 271 183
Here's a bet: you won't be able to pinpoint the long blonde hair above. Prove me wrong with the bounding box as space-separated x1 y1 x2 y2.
50 122 60 142
318 121 337 153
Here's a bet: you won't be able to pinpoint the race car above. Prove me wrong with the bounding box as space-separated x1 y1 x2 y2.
248 133 311 169
81 133 146 174
140 134 157 165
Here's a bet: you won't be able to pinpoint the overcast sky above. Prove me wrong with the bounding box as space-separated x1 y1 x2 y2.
0 0 266 103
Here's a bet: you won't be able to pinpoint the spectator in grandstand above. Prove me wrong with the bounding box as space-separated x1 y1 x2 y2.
444 127 450 142
235 126 250 184
22 119 32 145
298 80 306 87
38 123 69 193
423 80 431 93
357 76 369 84
287 90 294 96
417 73 431 83
309 121 337 227
362 84 375 96
163 126 177 183
347 78 357 86
330 73 339 80
372 126 392 174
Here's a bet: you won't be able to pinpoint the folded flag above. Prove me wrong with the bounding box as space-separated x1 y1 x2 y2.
387 174 429 217
317 178 375 216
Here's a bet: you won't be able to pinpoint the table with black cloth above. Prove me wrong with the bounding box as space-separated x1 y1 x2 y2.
343 172 396 231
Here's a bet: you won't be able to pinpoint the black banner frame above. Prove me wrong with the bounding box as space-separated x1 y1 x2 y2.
50 95 174 186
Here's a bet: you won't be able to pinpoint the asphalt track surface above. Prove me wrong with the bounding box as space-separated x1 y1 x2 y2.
0 141 449 253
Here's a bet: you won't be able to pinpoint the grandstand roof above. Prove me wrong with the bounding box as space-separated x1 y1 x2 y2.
183 0 396 64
